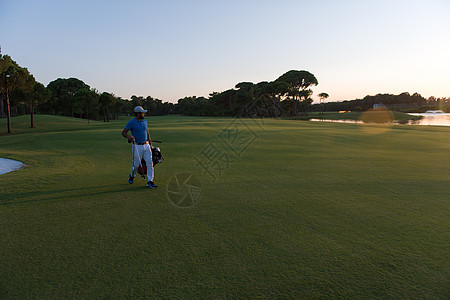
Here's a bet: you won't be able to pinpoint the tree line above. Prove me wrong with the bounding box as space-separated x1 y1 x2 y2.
1 53 175 133
310 93 449 113
2 52 448 134
176 82 448 117
177 70 321 117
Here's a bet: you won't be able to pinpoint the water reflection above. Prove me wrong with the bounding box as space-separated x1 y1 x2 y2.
311 113 450 126
406 113 450 126
310 118 363 124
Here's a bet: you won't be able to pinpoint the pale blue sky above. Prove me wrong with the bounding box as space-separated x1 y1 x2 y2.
1 0 449 103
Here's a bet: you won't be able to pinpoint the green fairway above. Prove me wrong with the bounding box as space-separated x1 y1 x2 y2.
1 115 449 298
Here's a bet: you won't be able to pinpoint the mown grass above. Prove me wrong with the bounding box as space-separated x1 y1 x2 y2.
1 115 449 298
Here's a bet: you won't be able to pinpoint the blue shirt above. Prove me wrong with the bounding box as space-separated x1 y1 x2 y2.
125 118 148 143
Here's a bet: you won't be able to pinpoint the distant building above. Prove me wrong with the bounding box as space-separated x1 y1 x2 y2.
425 110 444 114
373 103 386 109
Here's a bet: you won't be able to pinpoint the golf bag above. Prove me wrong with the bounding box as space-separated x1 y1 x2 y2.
137 146 164 178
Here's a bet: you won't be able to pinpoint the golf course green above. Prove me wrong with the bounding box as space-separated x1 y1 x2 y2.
1 115 449 298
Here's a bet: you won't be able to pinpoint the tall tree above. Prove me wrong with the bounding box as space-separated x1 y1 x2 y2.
318 92 329 102
254 81 272 117
130 95 144 108
144 96 157 115
318 92 329 115
235 82 256 116
276 70 318 116
113 97 125 120
298 89 314 115
260 81 289 117
98 92 115 122
75 88 98 123
0 54 34 133
47 78 89 117
210 89 236 113
27 82 51 128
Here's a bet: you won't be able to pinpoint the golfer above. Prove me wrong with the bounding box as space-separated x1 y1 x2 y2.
122 106 157 188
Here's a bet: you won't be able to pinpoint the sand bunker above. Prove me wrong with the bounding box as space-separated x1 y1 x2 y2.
0 158 25 175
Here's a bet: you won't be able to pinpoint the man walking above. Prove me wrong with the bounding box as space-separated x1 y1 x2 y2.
121 106 157 188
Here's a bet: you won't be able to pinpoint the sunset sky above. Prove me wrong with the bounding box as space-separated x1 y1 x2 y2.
1 0 449 103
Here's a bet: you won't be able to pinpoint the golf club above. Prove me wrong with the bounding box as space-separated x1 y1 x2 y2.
128 140 162 144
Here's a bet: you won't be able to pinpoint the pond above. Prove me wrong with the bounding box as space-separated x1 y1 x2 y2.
0 158 25 175
406 112 450 126
310 118 363 124
311 112 450 126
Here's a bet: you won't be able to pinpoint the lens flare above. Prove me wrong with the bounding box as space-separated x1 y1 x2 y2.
358 108 394 135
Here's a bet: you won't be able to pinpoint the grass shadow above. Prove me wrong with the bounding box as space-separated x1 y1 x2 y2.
0 184 160 206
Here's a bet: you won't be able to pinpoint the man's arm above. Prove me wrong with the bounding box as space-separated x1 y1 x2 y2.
122 128 135 143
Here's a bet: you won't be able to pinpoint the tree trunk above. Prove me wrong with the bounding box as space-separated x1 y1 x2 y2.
5 76 12 133
86 106 90 124
272 99 278 118
30 102 35 128
292 96 297 117
6 95 11 133
277 97 281 118
103 108 107 122
6 97 11 133
0 95 4 118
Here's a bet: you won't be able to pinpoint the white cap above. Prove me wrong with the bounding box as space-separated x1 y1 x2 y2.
134 106 147 113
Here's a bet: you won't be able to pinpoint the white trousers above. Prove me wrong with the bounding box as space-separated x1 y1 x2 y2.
131 143 154 181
